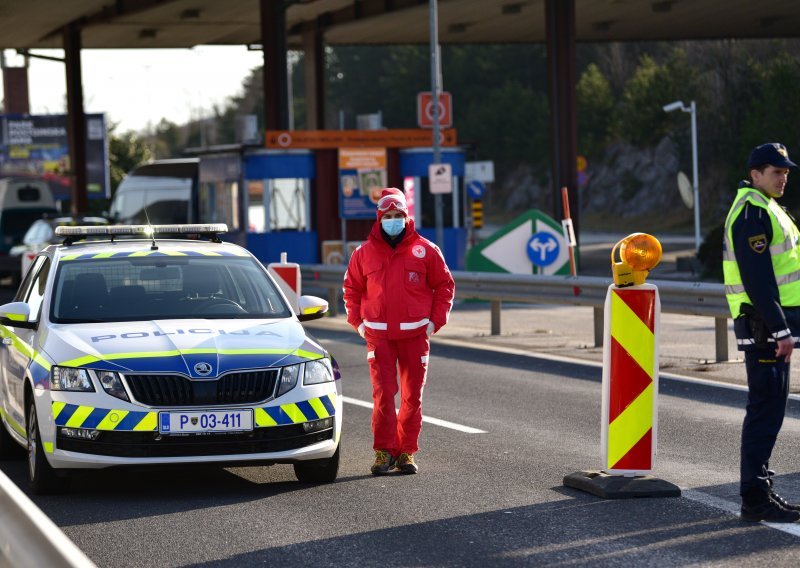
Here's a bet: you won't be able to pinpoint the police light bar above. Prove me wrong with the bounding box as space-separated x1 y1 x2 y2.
55 224 229 237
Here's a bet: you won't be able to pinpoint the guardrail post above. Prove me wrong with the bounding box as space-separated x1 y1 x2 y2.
714 317 728 362
593 307 603 347
327 288 338 317
491 300 502 335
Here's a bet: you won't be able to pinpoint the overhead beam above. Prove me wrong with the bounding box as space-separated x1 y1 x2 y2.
289 0 426 36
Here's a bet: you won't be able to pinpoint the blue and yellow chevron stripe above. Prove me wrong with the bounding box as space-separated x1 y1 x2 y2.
52 393 337 431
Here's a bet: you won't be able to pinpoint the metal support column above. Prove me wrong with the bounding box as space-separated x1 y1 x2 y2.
302 27 325 130
260 0 289 130
63 22 88 216
545 0 579 246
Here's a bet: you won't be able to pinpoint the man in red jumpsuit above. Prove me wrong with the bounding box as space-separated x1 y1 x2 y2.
343 187 455 475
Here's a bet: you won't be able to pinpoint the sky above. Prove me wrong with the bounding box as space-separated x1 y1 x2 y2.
1 46 265 133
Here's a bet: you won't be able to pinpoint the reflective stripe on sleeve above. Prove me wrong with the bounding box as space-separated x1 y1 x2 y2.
400 318 430 330
364 320 387 330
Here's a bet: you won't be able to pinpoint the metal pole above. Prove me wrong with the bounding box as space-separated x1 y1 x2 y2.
429 0 444 249
690 100 700 251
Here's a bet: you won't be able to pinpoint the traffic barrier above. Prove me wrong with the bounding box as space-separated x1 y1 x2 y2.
601 283 659 474
268 252 301 313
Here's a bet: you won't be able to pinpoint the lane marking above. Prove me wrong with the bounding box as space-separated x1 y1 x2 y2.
341 396 487 434
683 489 800 537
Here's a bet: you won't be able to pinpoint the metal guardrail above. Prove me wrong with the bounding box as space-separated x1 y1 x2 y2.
0 469 96 567
300 264 731 362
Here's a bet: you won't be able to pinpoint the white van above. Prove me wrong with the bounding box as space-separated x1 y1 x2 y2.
0 177 58 282
109 158 198 224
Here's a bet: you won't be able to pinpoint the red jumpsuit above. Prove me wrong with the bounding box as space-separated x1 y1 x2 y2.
343 219 455 456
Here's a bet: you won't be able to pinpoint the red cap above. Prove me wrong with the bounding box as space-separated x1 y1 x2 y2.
376 187 408 220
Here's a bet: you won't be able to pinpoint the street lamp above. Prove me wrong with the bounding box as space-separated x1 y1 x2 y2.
663 100 700 251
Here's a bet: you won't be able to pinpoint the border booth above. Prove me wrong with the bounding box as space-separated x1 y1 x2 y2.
244 150 319 264
400 147 467 270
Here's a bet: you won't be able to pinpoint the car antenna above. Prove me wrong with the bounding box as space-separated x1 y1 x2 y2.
144 206 158 251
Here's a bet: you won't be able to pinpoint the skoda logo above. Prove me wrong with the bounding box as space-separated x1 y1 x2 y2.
194 362 213 376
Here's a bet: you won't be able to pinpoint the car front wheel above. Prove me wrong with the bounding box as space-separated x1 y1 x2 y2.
294 443 340 484
27 401 68 494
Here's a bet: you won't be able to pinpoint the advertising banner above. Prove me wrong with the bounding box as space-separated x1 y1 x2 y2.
0 113 109 200
338 147 387 219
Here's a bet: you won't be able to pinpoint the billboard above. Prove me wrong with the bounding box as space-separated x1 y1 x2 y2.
0 113 109 200
338 147 387 219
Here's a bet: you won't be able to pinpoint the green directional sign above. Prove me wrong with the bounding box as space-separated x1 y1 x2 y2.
466 209 577 275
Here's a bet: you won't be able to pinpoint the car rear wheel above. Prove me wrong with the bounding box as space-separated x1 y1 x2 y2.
294 443 340 484
27 401 68 494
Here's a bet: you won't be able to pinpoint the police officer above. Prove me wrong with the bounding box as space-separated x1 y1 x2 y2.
723 142 800 523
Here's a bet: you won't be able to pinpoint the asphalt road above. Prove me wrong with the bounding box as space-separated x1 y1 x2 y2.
3 324 800 567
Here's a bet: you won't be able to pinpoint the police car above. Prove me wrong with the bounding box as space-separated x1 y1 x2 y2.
0 224 342 493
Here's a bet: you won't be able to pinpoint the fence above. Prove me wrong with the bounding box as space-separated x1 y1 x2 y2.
299 264 731 362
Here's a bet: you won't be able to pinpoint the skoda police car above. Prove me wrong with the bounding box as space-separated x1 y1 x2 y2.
0 224 341 493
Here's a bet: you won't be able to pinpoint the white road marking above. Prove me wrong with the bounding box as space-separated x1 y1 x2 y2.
683 489 800 537
341 395 487 434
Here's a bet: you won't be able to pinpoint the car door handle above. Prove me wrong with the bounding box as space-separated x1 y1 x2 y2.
2 338 11 345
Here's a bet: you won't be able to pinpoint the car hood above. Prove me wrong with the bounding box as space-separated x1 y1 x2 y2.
41 318 326 377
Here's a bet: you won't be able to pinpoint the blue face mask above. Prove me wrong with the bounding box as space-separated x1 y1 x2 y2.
381 217 405 237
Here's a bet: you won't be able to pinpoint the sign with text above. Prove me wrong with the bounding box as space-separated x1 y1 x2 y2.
428 163 453 195
339 147 388 219
0 113 109 199
417 91 453 129
266 129 457 149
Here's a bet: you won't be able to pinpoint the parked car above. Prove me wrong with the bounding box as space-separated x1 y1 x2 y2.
0 223 341 493
9 216 109 285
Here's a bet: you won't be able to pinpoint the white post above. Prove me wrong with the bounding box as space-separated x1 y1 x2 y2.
429 0 444 250
690 100 700 252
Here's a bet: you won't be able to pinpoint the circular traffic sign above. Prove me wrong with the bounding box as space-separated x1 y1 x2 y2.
526 232 560 267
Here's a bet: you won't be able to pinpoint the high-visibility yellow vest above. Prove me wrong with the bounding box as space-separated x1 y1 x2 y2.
723 186 800 318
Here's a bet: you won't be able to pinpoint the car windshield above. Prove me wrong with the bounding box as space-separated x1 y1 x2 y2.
50 255 292 323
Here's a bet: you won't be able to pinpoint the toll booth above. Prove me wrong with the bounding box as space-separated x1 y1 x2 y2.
399 147 467 270
243 149 318 263
197 154 246 246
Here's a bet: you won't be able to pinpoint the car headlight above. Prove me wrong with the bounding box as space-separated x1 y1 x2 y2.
52 366 95 392
304 358 333 386
276 364 300 397
97 370 129 402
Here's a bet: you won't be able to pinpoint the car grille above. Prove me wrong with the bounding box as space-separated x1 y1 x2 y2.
125 370 279 407
56 424 333 458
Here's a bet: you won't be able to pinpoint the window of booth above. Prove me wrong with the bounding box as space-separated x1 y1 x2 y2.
246 177 310 232
199 181 240 230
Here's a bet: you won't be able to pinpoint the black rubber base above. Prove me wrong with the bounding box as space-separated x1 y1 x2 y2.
563 470 681 499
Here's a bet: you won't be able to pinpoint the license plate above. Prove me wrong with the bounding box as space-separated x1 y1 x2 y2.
159 410 253 434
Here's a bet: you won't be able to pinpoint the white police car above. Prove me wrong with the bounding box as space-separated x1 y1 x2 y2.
0 224 341 493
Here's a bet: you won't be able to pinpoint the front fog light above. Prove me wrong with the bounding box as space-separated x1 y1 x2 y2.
303 359 333 386
98 371 129 402
276 365 300 397
52 366 94 392
302 417 334 433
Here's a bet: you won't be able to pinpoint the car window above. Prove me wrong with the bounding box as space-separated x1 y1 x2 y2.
15 255 45 303
24 257 51 323
51 255 291 323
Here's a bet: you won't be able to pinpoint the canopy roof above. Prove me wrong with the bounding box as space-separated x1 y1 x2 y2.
0 0 797 50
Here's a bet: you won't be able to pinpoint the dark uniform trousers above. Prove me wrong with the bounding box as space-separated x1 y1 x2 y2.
741 347 791 495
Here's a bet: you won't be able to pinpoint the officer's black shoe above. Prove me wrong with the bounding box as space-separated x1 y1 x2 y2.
769 491 800 512
741 490 800 523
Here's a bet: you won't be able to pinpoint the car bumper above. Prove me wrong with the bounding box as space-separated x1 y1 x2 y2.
37 381 342 469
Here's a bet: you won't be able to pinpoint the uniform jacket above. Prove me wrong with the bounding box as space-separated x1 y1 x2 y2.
343 219 455 340
727 181 800 350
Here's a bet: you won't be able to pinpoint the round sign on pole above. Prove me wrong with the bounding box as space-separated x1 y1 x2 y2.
526 232 560 267
677 171 693 209
466 179 485 199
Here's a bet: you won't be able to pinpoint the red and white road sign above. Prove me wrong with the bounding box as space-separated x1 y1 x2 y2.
417 91 453 129
268 253 301 313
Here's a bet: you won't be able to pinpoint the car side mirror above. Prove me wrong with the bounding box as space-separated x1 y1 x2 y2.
297 295 328 322
0 302 34 328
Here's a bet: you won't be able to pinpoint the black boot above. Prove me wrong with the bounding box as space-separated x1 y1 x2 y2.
741 488 800 523
765 471 800 512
